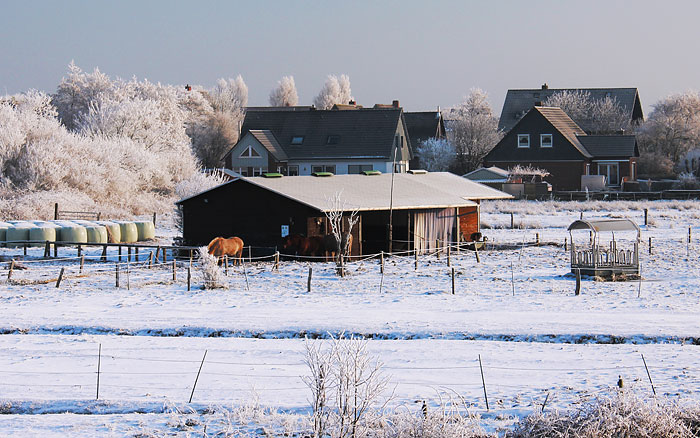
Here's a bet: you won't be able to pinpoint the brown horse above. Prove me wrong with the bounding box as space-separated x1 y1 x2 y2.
323 233 353 262
207 236 244 265
282 234 326 257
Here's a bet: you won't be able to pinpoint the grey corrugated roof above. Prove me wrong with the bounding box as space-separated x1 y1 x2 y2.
249 130 288 161
534 107 591 158
499 87 643 132
463 166 510 181
179 172 511 211
237 107 409 161
578 135 639 158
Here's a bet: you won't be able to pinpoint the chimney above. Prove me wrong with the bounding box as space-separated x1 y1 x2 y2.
349 99 356 105
541 83 549 90
392 100 400 108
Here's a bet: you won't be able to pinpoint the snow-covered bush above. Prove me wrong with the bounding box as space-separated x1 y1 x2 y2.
269 76 299 107
674 172 700 189
313 74 352 109
197 246 228 289
416 138 455 172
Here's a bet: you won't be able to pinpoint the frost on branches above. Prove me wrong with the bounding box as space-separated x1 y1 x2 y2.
543 90 630 134
269 76 299 107
313 75 352 110
415 138 455 172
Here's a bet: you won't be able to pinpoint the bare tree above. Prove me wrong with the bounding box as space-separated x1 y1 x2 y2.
269 76 299 107
447 89 503 174
324 192 359 275
190 112 239 168
543 90 630 134
303 339 333 438
313 74 352 110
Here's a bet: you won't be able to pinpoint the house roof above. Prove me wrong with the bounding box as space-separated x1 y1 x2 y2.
578 135 639 158
177 172 511 212
499 87 643 132
404 111 445 147
532 107 591 158
463 166 510 182
234 107 409 161
249 130 288 161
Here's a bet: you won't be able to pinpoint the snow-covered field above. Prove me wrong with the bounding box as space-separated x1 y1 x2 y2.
1 200 698 436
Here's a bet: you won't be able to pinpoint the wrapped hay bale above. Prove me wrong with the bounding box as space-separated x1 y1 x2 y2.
6 224 36 247
135 221 156 241
0 222 11 247
96 221 121 243
29 225 57 247
118 221 138 243
59 225 88 244
86 225 108 244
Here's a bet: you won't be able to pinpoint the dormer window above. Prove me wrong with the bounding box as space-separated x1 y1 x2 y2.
239 145 261 158
517 134 530 148
291 136 304 145
326 135 340 145
540 134 553 148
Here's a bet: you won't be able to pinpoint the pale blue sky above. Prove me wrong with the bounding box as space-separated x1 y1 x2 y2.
2 1 699 114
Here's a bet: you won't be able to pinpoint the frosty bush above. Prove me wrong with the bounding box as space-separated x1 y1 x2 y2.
197 246 228 289
314 74 352 109
508 391 698 438
269 76 299 107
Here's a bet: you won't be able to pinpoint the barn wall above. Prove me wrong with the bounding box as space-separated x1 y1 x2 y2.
458 206 480 241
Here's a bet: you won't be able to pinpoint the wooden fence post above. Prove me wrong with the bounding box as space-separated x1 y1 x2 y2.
274 251 279 271
44 240 50 258
648 237 652 255
54 202 59 220
380 251 384 274
187 267 191 291
118 245 122 262
188 350 207 403
7 260 14 280
155 246 160 263
644 208 648 226
78 244 82 258
510 213 514 229
414 249 419 271
148 251 153 269
307 267 313 292
101 245 107 262
96 343 101 400
54 241 58 258
172 260 177 282
135 247 139 262
479 354 489 411
436 240 440 259
55 268 65 288
474 244 480 263
224 255 229 276
536 233 540 246
115 264 120 288
451 267 455 295
153 212 157 226
447 245 451 267
575 268 581 296
127 246 131 262
80 255 84 274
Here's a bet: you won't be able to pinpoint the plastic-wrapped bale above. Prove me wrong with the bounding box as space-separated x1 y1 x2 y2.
86 225 108 244
59 225 88 244
118 222 138 243
6 224 36 247
135 221 155 241
96 221 121 243
29 224 58 247
0 222 11 247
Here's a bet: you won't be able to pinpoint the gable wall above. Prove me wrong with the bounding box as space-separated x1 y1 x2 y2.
229 134 270 172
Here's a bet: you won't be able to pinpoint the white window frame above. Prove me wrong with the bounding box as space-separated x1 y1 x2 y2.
540 134 553 148
239 145 260 158
597 161 620 186
517 134 530 148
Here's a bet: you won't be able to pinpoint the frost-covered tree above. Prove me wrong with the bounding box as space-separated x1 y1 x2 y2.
543 90 630 134
269 76 299 107
638 91 700 165
313 74 352 109
447 89 502 174
210 76 248 113
415 138 455 172
52 61 115 130
189 112 239 168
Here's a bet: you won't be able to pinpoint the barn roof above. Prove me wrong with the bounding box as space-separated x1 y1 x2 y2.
499 87 643 132
177 172 511 212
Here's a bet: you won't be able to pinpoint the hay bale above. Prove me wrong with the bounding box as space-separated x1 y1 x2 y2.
96 221 121 243
135 221 155 241
86 225 108 244
58 226 88 244
6 224 36 247
118 221 138 243
29 226 57 247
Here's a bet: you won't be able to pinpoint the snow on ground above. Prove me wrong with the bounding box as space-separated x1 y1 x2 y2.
0 200 698 436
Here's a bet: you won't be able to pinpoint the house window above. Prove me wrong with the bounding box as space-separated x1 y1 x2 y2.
517 134 530 148
348 164 373 174
252 167 266 176
239 145 260 158
540 134 553 148
326 135 340 145
312 165 335 174
291 136 304 145
598 162 620 186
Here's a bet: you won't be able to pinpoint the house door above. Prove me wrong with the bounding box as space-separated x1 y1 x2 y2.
597 162 619 186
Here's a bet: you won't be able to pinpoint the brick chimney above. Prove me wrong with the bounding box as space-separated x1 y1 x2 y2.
541 83 549 90
392 100 400 108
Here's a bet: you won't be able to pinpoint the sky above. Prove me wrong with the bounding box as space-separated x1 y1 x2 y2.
2 1 700 116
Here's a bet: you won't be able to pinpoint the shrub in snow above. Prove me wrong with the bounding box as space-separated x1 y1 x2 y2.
416 138 455 172
197 246 228 289
674 172 700 190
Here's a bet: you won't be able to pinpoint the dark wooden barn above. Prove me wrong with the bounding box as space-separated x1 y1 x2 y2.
176 172 510 256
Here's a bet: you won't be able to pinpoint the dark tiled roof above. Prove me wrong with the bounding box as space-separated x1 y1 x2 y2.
578 135 639 158
404 112 445 148
498 87 643 132
534 107 591 158
239 108 407 160
249 130 288 161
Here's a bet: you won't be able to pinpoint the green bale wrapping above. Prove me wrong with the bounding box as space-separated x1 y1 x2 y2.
96 221 121 243
59 226 88 244
86 226 108 244
29 226 57 247
6 225 36 247
135 221 155 241
118 222 138 243
0 222 11 247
